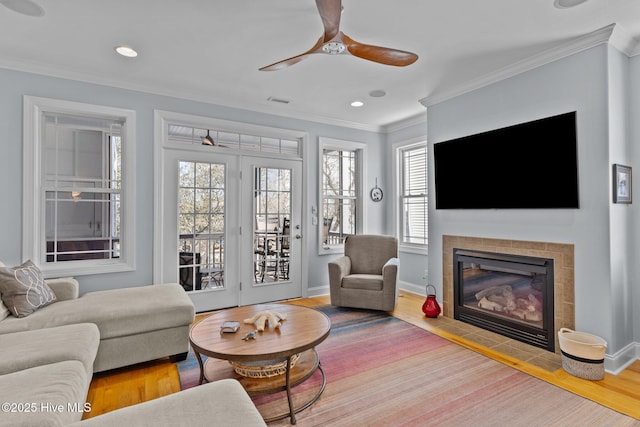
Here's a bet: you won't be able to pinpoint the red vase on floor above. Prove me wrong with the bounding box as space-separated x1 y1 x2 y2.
422 285 441 318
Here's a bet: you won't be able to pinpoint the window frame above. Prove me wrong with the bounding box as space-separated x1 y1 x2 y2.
317 137 365 255
394 138 428 255
23 96 136 277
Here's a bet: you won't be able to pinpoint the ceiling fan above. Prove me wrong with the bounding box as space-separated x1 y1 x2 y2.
259 0 418 71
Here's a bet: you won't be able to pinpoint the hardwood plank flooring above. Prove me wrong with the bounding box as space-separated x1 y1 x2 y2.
84 291 640 420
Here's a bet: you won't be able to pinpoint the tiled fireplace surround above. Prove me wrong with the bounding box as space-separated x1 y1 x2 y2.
440 235 575 368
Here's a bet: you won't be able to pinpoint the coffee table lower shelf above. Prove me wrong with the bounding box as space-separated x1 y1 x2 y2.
202 348 326 424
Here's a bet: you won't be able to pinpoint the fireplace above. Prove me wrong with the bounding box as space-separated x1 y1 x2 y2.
453 248 555 352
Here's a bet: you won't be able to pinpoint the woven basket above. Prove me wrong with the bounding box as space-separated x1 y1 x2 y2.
558 328 607 380
230 353 300 378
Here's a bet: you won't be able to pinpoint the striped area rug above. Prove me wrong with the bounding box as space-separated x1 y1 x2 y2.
179 306 638 426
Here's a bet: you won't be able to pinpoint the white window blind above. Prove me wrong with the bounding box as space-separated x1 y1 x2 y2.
401 145 428 246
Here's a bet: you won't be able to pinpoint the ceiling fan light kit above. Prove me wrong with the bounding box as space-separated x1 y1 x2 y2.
322 42 346 55
259 0 418 71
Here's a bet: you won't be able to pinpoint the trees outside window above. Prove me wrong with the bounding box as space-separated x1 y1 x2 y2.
319 137 364 253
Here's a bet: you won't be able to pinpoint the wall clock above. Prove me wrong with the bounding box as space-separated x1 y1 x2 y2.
370 179 383 202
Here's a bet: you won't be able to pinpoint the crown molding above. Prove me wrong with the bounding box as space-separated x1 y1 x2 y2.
0 59 389 133
419 23 636 108
381 109 427 133
609 23 640 57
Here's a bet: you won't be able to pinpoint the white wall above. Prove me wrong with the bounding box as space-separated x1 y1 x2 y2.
606 46 635 364
630 55 640 345
426 45 633 360
0 67 386 295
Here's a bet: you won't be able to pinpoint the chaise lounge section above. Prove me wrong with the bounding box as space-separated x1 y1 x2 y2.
0 274 195 372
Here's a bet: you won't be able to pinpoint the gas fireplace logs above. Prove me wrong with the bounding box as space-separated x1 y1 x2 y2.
475 284 543 323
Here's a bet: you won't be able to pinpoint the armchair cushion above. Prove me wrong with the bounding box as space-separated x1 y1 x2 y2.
342 274 383 291
345 235 398 275
0 260 56 318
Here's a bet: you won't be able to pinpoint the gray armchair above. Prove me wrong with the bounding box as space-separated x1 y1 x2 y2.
328 235 399 311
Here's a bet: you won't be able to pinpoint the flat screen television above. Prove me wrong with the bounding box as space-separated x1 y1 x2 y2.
433 111 579 209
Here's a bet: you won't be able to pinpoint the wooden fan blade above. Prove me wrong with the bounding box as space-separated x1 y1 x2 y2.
259 54 310 71
316 0 342 42
343 34 418 67
259 36 325 71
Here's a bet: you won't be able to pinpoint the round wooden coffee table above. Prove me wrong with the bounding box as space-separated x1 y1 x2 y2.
189 303 331 424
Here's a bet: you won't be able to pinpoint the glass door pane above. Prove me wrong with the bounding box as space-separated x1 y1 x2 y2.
241 156 302 306
253 167 291 285
178 161 225 292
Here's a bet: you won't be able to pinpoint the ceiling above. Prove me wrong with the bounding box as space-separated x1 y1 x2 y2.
1 0 639 131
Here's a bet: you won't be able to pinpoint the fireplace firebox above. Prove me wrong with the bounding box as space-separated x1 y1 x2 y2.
453 249 555 352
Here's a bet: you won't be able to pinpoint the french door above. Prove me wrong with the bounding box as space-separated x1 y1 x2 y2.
240 157 303 305
158 152 302 312
159 151 240 312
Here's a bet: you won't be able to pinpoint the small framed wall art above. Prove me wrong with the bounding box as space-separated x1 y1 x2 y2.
612 164 632 204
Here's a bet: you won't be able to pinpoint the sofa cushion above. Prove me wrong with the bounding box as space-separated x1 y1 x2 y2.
0 261 9 320
0 323 99 376
0 300 9 321
0 284 194 338
0 360 90 427
70 379 267 427
0 260 56 318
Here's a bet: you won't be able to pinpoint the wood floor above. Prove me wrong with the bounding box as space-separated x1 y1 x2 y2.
84 291 640 421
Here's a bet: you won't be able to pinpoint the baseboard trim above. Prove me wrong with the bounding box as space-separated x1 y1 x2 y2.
605 341 639 375
399 281 427 297
307 285 329 298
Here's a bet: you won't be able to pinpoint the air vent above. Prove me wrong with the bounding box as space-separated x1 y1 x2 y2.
267 96 291 105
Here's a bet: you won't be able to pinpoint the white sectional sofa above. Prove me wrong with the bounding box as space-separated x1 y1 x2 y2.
0 262 266 426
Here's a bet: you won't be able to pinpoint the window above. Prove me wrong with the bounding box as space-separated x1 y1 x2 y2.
23 96 136 277
167 124 300 155
399 143 428 247
319 137 365 253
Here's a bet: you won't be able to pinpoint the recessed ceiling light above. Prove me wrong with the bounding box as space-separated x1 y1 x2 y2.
369 90 386 98
350 101 364 108
554 0 588 9
114 46 138 58
0 0 44 17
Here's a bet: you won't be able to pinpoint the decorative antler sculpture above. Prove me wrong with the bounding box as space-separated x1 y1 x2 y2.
243 311 287 331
